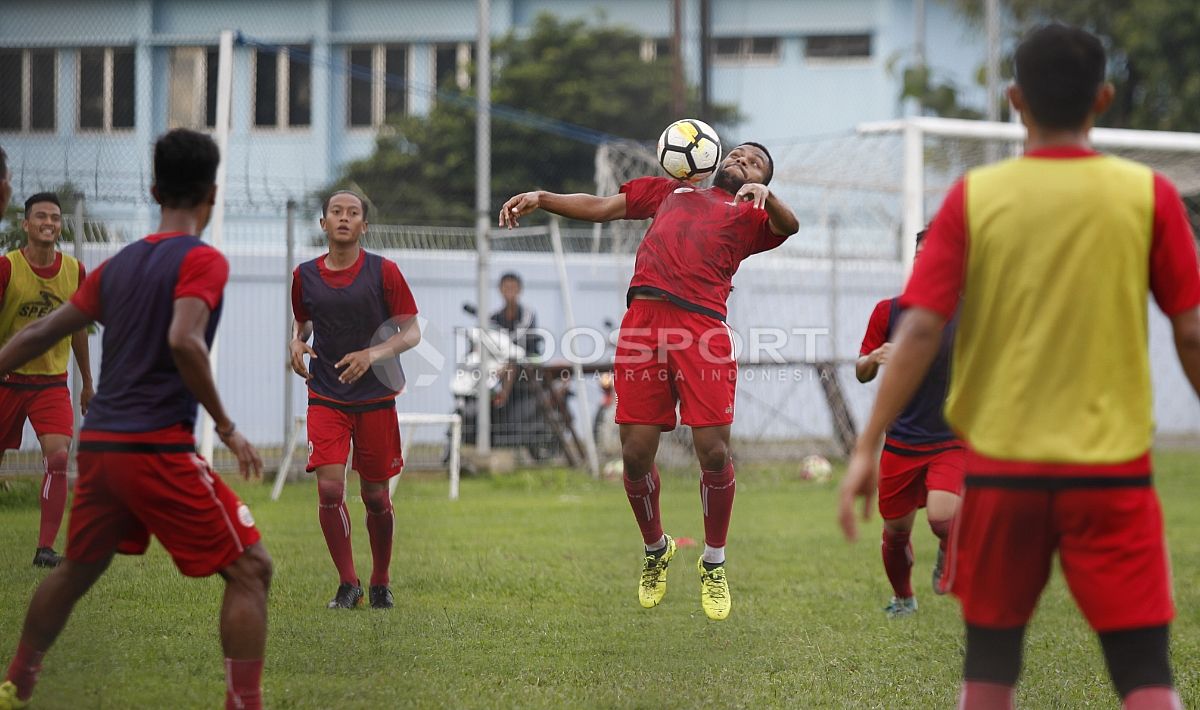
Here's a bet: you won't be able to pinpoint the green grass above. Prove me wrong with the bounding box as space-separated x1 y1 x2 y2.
1 452 1197 708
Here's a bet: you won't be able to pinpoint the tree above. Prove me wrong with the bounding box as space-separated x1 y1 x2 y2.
911 1 1200 132
331 13 738 225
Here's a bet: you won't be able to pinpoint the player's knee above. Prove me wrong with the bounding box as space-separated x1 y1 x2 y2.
316 477 345 506
621 442 654 472
361 487 391 515
697 442 728 471
964 624 1025 686
231 545 273 593
1099 625 1173 697
46 449 68 474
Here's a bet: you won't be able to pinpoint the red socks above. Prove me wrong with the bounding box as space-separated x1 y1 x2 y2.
361 488 394 587
623 466 663 546
1123 687 1183 710
700 459 735 548
882 528 914 598
37 451 69 549
317 478 358 585
958 680 1015 709
5 641 45 702
224 658 264 710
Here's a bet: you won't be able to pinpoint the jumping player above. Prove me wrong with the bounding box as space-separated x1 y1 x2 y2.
840 25 1200 709
853 230 963 617
499 142 800 620
289 190 421 610
0 192 93 568
0 129 271 710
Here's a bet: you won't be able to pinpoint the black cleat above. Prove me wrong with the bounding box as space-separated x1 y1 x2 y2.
327 581 364 609
32 547 63 568
369 585 394 609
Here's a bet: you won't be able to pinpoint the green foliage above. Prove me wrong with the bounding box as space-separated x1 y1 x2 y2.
921 0 1200 131
331 13 739 225
0 184 88 253
1 452 1197 707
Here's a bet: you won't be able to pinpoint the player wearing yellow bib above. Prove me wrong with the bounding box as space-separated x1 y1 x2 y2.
0 192 93 568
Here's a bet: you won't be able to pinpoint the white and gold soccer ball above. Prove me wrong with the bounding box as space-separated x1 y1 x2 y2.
657 118 722 182
799 454 833 483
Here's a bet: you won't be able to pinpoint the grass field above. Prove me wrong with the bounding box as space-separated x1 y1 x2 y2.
0 451 1197 709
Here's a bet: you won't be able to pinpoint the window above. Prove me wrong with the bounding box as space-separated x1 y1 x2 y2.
347 44 408 128
253 45 312 128
79 47 135 131
639 38 673 63
168 46 219 129
712 36 780 63
805 34 872 60
0 49 56 132
434 42 472 92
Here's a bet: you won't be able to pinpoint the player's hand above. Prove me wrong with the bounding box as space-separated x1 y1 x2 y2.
290 339 316 379
734 183 770 210
838 445 880 542
499 192 540 229
872 343 893 366
80 381 94 416
219 429 263 480
335 349 373 384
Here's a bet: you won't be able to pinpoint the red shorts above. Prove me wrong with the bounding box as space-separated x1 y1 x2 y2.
944 480 1173 632
613 300 737 431
878 441 965 520
306 399 403 482
66 433 261 577
0 383 74 450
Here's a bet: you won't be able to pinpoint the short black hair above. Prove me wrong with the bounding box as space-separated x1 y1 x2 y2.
499 272 522 287
153 128 220 208
24 192 60 214
1014 24 1107 130
737 142 774 185
322 190 369 218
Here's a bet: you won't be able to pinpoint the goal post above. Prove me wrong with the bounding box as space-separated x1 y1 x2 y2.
271 412 463 501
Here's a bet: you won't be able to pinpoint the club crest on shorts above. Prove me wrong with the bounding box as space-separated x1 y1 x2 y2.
237 504 255 528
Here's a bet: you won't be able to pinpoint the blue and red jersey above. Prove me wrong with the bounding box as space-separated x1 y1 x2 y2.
70 232 227 441
291 249 417 405
860 297 961 451
620 176 787 321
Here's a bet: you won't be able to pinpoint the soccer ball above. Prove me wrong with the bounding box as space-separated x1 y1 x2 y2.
799 454 833 483
657 118 722 182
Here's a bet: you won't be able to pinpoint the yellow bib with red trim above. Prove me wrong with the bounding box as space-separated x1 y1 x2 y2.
0 250 80 376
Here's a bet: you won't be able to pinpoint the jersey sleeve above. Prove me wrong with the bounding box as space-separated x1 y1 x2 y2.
620 177 677 220
900 179 967 320
175 245 229 311
69 259 108 321
382 259 418 319
290 266 310 323
744 209 788 256
859 299 892 355
1150 173 1200 316
76 260 87 290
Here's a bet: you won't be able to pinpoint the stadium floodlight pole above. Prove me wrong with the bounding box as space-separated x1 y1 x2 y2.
475 0 492 457
199 28 235 463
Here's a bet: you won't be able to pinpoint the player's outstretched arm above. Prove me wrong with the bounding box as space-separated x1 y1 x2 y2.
855 344 891 383
499 191 627 228
0 303 92 378
169 297 262 479
1171 306 1200 398
839 307 945 541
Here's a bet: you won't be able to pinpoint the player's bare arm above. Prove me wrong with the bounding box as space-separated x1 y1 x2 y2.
855 343 892 383
499 191 627 228
1172 305 1200 397
169 296 262 479
334 315 421 385
734 184 800 236
0 303 92 377
839 307 945 542
290 319 316 379
70 328 94 414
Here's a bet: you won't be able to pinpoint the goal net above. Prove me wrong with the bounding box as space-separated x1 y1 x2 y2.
591 118 1200 470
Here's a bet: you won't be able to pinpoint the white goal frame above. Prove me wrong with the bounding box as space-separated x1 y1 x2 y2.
271 412 462 501
857 116 1200 273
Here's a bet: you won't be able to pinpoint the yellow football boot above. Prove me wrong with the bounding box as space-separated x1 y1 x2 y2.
697 558 731 620
638 534 676 608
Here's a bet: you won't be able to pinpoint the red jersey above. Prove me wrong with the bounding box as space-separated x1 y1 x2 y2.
621 176 787 320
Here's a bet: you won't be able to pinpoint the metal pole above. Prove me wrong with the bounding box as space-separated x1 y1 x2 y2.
71 193 85 449
549 218 599 477
475 0 492 456
985 0 1001 122
914 0 926 113
284 200 295 446
199 28 235 463
699 0 711 121
902 119 924 275
671 0 685 117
